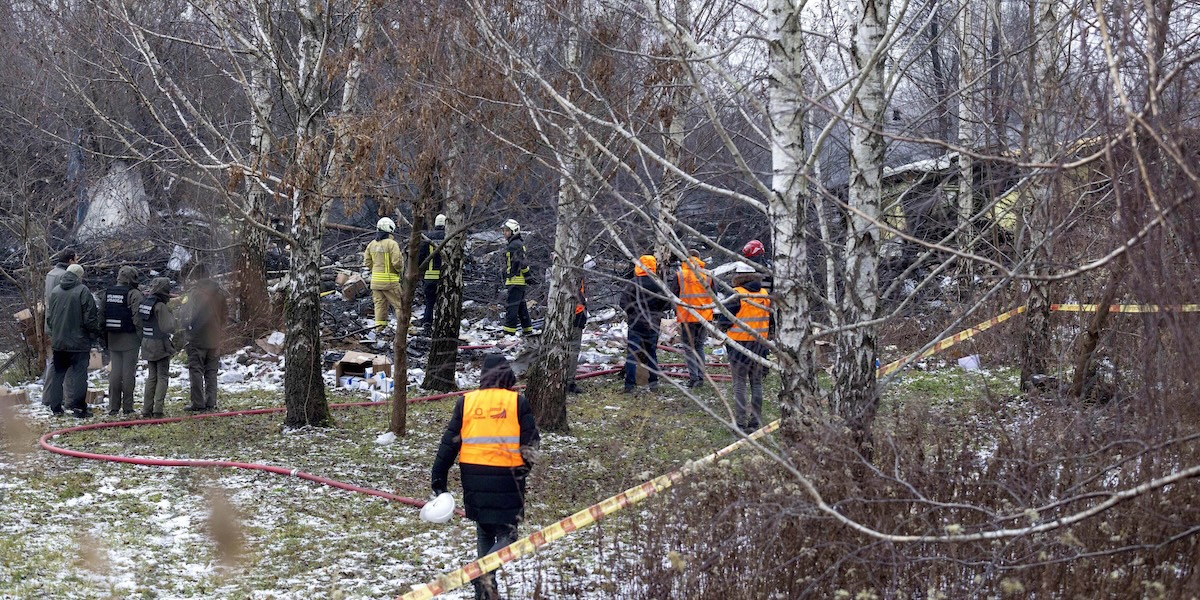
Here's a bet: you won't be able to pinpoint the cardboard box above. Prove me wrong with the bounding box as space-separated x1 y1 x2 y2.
86 388 106 404
333 351 393 383
335 270 351 286
0 386 28 405
255 331 286 355
341 274 367 301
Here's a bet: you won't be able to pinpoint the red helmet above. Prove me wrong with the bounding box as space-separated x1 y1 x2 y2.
742 239 765 258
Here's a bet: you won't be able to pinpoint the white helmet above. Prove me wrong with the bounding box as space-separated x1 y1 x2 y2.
501 218 520 234
434 214 447 228
377 217 396 233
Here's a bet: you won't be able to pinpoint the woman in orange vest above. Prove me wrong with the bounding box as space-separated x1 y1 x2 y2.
717 264 773 433
431 354 540 600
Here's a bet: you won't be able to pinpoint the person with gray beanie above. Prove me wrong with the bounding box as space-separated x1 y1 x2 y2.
44 263 101 418
99 266 144 415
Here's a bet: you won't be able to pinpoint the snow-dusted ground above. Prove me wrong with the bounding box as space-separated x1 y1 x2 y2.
0 310 662 599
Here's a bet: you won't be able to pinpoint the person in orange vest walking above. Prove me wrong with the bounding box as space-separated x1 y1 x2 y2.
431 354 541 600
717 263 773 432
669 249 714 388
363 217 404 334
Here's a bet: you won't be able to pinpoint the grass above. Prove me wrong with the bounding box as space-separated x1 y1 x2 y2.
0 361 1018 599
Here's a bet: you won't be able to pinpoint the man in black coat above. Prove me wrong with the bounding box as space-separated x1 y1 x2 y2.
431 354 540 600
621 254 672 393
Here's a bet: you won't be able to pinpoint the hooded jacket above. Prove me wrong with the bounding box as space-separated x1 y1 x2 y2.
621 260 671 332
45 271 101 353
99 266 145 352
431 355 540 525
140 278 178 361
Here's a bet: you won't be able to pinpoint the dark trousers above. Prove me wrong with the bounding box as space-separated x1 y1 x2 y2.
422 279 439 326
107 348 139 413
187 346 219 409
503 285 531 333
679 322 707 382
143 358 171 416
474 521 517 600
730 342 768 429
565 324 585 390
45 350 89 412
624 326 660 387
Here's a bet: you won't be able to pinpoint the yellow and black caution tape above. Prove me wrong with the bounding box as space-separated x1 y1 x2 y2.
398 422 780 600
1050 303 1200 313
403 299 1196 598
876 306 1027 377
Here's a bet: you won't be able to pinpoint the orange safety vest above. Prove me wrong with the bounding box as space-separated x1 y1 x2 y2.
728 286 771 342
575 281 586 315
676 259 713 323
459 389 524 468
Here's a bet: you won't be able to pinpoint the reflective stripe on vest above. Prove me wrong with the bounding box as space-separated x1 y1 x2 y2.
368 239 401 284
676 262 713 323
139 297 164 339
104 285 136 333
728 287 771 342
504 252 528 286
459 389 524 467
424 242 441 280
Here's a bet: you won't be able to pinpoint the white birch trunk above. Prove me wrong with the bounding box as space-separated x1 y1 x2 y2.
766 0 819 435
282 0 333 428
654 0 692 263
956 0 981 260
422 125 469 392
833 0 889 454
526 16 588 433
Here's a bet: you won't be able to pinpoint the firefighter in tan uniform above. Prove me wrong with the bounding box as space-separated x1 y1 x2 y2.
363 217 404 332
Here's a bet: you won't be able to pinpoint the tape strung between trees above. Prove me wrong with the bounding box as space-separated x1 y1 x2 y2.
402 301 1194 598
399 422 781 600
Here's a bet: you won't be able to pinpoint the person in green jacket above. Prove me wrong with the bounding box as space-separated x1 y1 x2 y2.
44 264 101 418
98 266 143 416
139 277 177 417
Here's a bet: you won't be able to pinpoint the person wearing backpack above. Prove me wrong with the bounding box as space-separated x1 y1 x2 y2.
99 266 144 416
139 277 177 418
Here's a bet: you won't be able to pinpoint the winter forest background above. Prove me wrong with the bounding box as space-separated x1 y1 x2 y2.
2 0 1200 597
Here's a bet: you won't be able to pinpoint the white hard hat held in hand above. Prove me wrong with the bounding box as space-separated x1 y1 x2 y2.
420 492 455 523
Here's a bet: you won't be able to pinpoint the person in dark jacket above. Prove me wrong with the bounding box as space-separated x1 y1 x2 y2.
500 219 533 336
621 255 672 393
565 255 594 394
140 277 177 417
44 264 101 418
98 266 144 416
431 354 540 600
717 265 773 432
179 264 227 412
416 214 446 332
44 248 78 299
